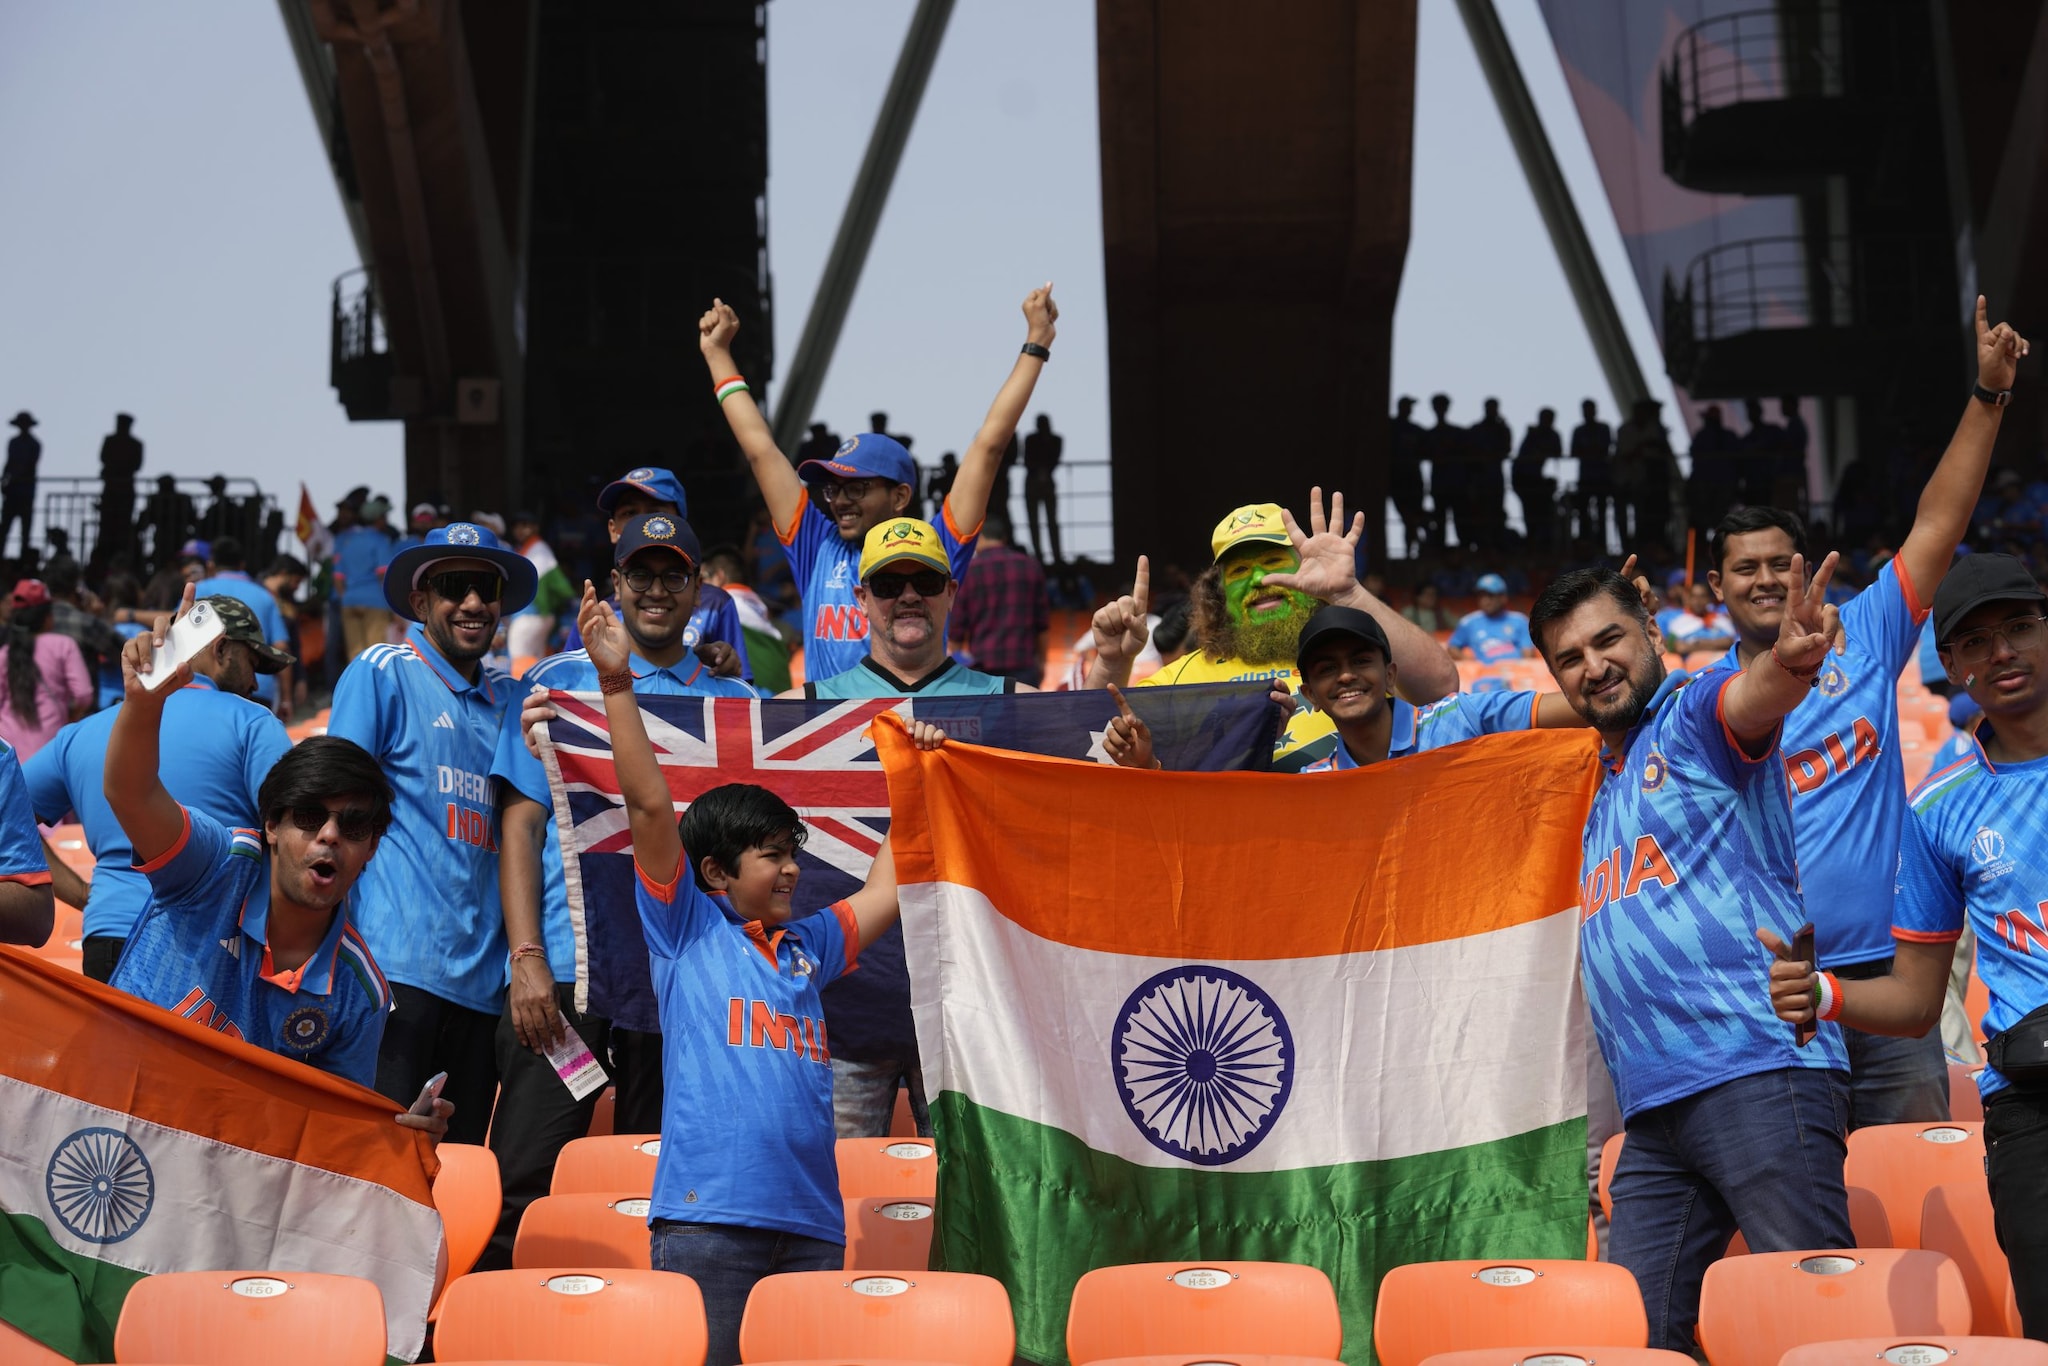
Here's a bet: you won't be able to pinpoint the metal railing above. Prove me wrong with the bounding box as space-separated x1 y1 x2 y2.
1663 1 1845 131
29 476 281 574
331 267 394 420
1664 234 1951 359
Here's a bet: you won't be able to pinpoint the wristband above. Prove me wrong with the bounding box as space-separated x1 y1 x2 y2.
1813 969 1843 1022
1021 342 1051 362
510 941 548 964
598 668 635 695
1771 642 1821 685
1973 382 2011 408
715 376 750 404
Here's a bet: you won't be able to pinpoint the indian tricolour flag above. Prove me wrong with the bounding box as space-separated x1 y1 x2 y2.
876 720 1603 1366
0 948 443 1362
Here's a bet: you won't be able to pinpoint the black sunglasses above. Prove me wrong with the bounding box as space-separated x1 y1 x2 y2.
426 570 504 604
866 569 949 600
285 803 380 843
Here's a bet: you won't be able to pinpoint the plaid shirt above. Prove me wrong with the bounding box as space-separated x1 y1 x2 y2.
952 541 1049 671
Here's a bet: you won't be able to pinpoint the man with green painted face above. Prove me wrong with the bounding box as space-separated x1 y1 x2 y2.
1087 489 1458 765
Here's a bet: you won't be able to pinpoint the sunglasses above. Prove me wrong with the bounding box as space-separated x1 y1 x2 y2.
866 569 949 600
621 565 695 594
426 570 503 604
284 803 380 843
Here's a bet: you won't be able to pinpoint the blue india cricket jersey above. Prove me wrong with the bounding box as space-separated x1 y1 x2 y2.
492 649 759 987
0 741 49 890
1701 559 1928 967
1896 736 2048 1102
109 807 392 1087
327 624 514 1013
1579 670 1846 1118
778 500 979 681
1298 690 1538 770
639 856 856 1242
1448 610 1534 663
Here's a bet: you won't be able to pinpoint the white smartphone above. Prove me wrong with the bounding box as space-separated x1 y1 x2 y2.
136 600 227 692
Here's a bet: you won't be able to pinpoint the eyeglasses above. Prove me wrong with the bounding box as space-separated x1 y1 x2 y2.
426 570 503 604
866 569 949 599
284 803 380 843
1948 615 2048 665
621 565 695 594
817 479 875 503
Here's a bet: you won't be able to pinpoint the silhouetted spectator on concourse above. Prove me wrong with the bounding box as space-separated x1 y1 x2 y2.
140 474 196 578
1776 395 1810 515
1739 398 1785 505
1424 394 1467 547
1616 398 1677 550
96 413 143 571
1022 413 1063 564
1687 404 1740 534
926 452 958 521
1470 398 1513 550
1513 407 1561 550
795 422 839 471
1389 396 1429 557
1570 399 1613 549
3 412 39 562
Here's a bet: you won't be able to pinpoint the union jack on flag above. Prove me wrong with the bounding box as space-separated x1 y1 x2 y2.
538 685 1280 1031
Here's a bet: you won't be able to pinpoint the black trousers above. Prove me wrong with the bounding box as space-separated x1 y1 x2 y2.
1987 1088 2048 1339
374 983 500 1146
82 936 125 984
477 985 667 1271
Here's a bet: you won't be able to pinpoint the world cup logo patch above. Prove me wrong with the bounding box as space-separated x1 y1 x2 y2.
281 1006 331 1052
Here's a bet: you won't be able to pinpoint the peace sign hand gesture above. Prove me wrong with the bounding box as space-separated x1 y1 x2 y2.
1772 551 1842 677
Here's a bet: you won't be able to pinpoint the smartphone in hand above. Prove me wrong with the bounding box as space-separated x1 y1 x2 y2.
137 600 226 692
408 1071 449 1117
1792 922 1817 1048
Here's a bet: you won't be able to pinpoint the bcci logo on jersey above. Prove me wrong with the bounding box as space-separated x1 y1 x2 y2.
1819 663 1849 698
1972 825 2014 885
1641 748 1668 793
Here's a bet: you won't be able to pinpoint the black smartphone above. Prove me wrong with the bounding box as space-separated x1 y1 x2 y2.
1792 922 1817 1048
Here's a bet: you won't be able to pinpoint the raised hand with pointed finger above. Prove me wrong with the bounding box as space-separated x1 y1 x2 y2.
1091 555 1152 668
1977 294 2030 394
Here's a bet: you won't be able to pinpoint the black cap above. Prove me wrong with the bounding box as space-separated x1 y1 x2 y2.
1295 604 1391 670
614 512 702 570
1933 552 2047 644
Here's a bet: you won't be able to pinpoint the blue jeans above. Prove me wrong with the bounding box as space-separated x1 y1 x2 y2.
650 1221 844 1366
831 1055 931 1138
1843 1019 1950 1128
1609 1066 1853 1351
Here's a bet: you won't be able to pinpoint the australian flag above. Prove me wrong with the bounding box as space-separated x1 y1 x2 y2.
539 683 1281 1031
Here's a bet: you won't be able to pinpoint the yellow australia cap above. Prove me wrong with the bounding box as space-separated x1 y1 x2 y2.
859 518 951 581
1210 503 1292 562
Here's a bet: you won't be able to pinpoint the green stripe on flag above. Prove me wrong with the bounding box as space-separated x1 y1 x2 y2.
929 1094 1588 1366
0 1209 148 1362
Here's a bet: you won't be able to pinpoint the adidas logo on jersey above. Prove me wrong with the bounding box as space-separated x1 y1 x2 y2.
433 712 455 729
218 936 241 959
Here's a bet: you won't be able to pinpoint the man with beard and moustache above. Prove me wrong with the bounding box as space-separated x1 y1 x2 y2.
327 522 537 1142
1087 491 1459 767
1697 296 2027 1128
481 512 758 1269
1529 555 1848 1352
700 285 1057 681
99 590 449 1149
1763 553 2048 1338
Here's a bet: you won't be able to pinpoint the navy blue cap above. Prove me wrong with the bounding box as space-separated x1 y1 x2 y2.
614 513 702 570
798 433 917 489
385 521 539 620
597 466 688 517
1932 551 2047 644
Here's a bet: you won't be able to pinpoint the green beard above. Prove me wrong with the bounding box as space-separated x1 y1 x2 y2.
1211 591 1318 666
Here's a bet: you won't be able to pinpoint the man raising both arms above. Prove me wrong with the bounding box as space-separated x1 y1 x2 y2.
700 285 1057 680
1703 296 2026 1128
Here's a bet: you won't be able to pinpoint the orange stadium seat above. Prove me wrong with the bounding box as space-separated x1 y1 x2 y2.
743 1361 972 1366
434 1143 502 1284
1952 1063 1987 1121
435 1268 706 1366
551 1134 662 1197
844 1196 935 1272
1846 1121 1986 1248
1695 1249 1972 1365
1066 1261 1341 1364
513 1193 655 1270
1597 1132 1623 1219
1084 1357 1343 1366
1418 1352 1693 1366
588 1086 616 1137
1922 1180 2023 1337
3 1319 78 1365
835 1137 938 1202
113 1270 386 1366
737 1270 1013 1366
1371 1260 1648 1366
1780 1339 2048 1366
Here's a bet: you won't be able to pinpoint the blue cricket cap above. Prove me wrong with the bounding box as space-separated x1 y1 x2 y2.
1476 573 1508 595
798 433 917 489
597 466 688 517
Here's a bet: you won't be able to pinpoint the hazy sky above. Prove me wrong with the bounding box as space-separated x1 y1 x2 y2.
0 1 1678 562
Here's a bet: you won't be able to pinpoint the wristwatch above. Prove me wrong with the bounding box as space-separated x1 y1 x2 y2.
1973 382 2012 408
1021 342 1052 362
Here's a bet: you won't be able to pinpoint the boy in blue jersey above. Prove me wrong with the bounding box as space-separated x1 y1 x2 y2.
699 285 1058 680
1768 552 2048 1338
24 593 292 981
483 513 758 1269
327 521 537 1142
1530 557 1849 1351
98 593 447 1141
577 582 911 1366
0 741 55 948
1704 298 2026 1127
1447 572 1537 663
